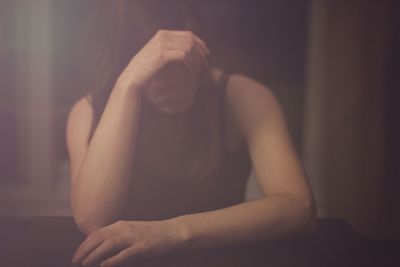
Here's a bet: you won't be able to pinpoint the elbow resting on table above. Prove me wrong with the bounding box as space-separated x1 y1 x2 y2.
70 189 121 235
269 192 318 238
295 196 319 235
73 215 108 235
70 200 105 235
71 205 119 235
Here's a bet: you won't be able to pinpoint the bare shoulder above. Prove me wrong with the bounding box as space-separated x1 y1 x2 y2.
226 73 276 107
224 73 286 136
208 68 278 116
66 94 94 150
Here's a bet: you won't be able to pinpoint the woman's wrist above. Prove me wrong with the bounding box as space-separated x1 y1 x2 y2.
115 74 144 98
164 216 192 251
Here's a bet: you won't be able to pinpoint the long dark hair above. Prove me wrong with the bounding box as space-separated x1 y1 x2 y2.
78 0 223 181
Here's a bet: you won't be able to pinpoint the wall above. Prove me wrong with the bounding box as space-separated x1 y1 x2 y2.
303 0 397 238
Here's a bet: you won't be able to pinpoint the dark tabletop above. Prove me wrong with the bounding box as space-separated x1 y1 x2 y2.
0 217 399 267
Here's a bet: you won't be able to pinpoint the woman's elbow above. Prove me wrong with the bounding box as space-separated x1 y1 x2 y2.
73 215 104 235
70 192 109 235
71 203 107 235
296 196 318 235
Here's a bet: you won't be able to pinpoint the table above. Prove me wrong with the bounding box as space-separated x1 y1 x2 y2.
1 217 399 267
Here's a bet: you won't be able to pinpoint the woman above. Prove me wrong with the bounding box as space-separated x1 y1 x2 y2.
67 1 317 266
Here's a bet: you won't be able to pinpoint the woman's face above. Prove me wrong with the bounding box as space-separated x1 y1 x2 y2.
144 62 200 114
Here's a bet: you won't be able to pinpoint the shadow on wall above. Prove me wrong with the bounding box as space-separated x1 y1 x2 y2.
303 0 400 238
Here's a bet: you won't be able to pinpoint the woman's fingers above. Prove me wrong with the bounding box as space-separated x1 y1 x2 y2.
163 30 211 55
159 30 210 63
100 246 144 267
187 40 209 70
161 40 208 71
190 43 207 73
80 239 123 266
72 232 104 263
166 33 210 57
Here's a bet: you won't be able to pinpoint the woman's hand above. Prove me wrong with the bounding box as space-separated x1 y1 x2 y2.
116 29 210 95
72 220 184 267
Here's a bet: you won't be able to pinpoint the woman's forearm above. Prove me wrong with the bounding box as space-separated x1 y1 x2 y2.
71 82 142 235
168 194 317 250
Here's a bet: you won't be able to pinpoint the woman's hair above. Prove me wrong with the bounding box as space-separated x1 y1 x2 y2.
78 0 224 181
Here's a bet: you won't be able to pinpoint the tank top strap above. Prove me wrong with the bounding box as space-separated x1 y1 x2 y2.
217 70 230 121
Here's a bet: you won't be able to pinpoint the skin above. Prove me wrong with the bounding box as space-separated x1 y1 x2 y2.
67 30 317 267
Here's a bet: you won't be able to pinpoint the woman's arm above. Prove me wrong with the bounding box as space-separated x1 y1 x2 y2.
67 30 210 235
67 83 142 235
168 74 317 250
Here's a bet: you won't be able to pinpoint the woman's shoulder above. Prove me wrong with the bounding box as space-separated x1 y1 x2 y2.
211 68 277 112
209 67 274 100
209 67 283 136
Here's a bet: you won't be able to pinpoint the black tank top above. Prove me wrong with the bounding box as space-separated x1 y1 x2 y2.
120 72 252 221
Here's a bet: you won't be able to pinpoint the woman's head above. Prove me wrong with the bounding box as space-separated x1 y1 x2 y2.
80 0 205 108
120 1 204 115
